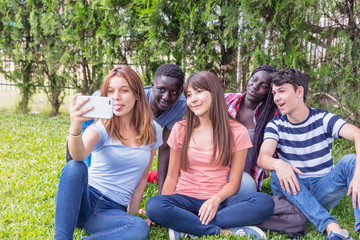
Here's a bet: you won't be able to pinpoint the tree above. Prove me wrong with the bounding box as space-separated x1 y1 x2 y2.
30 0 68 116
127 0 242 86
0 0 40 112
239 0 360 124
37 0 135 115
59 0 109 95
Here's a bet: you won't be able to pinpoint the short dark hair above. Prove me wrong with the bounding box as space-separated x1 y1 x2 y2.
251 65 278 77
270 68 309 102
154 63 184 85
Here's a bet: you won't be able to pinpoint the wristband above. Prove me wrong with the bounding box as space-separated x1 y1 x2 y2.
69 130 82 138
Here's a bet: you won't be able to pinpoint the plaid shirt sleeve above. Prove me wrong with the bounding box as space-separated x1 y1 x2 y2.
225 92 245 119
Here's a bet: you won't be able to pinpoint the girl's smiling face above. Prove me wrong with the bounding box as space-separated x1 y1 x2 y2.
246 71 271 104
186 85 212 118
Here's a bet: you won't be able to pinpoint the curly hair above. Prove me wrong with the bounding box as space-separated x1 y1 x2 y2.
154 63 184 85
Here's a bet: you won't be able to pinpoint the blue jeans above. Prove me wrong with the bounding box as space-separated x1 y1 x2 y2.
145 192 274 237
237 172 257 194
82 119 94 167
54 161 149 240
271 154 359 234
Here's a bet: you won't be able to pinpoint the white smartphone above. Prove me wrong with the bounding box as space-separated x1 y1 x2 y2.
76 96 114 119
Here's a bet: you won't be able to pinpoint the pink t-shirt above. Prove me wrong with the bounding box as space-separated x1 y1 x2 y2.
167 120 252 200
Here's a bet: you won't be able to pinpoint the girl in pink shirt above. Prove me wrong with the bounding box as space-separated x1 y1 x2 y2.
146 71 274 239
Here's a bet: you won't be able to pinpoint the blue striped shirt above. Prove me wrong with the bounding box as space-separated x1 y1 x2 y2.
264 107 346 178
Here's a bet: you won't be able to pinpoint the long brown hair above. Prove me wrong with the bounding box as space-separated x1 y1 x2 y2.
100 65 156 146
181 71 234 170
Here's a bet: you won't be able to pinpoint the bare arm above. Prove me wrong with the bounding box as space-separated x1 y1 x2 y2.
257 138 281 170
339 123 360 208
68 94 99 161
198 149 247 225
258 138 303 195
161 148 180 195
157 127 171 194
128 149 157 213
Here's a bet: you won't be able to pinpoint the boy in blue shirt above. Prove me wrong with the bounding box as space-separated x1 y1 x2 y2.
145 63 186 193
258 69 360 240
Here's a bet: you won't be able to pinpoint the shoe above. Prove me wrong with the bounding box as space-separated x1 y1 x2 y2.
168 228 196 240
326 229 353 240
229 226 266 239
169 229 182 240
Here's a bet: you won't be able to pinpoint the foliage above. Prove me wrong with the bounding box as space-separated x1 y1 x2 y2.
130 0 242 86
32 0 68 117
0 0 40 112
0 111 358 239
239 0 360 124
0 0 359 122
59 0 108 95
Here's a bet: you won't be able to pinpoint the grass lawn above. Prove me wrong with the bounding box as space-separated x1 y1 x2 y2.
0 111 357 239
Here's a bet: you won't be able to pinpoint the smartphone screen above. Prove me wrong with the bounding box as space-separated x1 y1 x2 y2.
76 96 114 119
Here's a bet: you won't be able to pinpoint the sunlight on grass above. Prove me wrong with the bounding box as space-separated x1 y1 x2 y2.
0 111 357 239
0 90 74 114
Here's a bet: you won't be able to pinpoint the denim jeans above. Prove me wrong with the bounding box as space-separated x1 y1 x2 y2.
54 161 149 240
237 172 257 195
145 192 274 237
271 154 359 234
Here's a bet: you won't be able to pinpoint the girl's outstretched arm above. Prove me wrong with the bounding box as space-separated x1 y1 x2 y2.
161 148 181 195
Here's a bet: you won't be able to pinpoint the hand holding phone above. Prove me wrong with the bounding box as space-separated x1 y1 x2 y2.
76 96 114 119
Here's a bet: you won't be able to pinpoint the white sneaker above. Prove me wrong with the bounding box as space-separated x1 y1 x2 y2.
229 225 266 239
326 229 353 240
168 228 196 240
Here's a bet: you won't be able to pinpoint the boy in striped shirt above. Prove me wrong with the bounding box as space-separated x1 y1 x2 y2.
258 69 360 240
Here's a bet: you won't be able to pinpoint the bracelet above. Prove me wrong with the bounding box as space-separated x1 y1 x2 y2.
69 130 82 138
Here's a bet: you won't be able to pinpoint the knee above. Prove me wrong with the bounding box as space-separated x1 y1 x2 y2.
339 153 356 167
238 172 257 195
270 171 279 182
145 195 161 221
145 196 159 220
61 160 88 180
338 154 356 179
145 195 168 222
270 171 281 190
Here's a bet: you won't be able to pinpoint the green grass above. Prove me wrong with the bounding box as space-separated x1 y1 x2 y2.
0 112 357 239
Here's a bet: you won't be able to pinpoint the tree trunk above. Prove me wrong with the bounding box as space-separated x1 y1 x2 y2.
18 61 32 113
